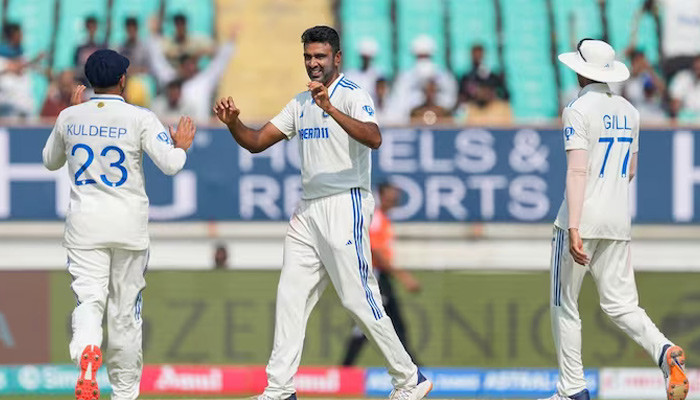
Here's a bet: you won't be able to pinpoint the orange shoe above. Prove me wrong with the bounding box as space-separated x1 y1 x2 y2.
75 345 102 400
661 345 689 400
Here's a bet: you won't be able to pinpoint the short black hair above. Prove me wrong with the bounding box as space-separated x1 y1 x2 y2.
629 48 645 61
173 14 187 24
301 25 340 54
471 43 484 52
167 78 184 89
125 17 138 27
3 23 20 40
85 16 98 25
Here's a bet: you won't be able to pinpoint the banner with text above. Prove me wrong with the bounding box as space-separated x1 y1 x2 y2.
2 127 700 222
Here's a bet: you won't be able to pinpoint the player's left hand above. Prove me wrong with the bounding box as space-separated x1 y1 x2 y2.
568 228 589 266
71 85 86 106
308 81 334 113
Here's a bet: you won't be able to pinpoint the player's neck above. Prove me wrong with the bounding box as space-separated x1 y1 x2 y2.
94 88 123 96
323 71 341 88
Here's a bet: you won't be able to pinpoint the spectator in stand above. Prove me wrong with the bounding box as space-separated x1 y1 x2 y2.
118 17 150 74
149 24 235 122
458 44 509 103
74 16 106 84
456 80 513 126
642 0 700 80
41 70 77 117
410 79 452 125
0 23 37 118
622 49 666 107
344 38 380 100
161 14 215 69
374 77 406 126
391 35 457 119
636 78 668 125
151 79 196 122
669 55 700 122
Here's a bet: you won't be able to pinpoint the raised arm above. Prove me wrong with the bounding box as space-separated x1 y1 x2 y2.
214 96 286 153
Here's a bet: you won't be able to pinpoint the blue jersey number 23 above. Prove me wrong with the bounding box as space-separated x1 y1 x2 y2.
72 144 128 187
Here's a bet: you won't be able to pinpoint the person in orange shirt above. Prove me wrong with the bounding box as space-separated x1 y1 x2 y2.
341 182 422 365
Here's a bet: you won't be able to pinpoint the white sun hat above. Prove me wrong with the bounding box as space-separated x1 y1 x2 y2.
558 39 630 83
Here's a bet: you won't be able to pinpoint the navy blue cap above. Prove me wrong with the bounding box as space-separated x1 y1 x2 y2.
84 49 130 88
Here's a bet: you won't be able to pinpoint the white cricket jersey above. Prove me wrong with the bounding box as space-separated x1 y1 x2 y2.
42 94 187 250
554 83 640 241
270 73 378 199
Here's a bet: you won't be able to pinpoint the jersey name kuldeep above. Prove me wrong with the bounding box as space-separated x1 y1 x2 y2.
66 124 128 139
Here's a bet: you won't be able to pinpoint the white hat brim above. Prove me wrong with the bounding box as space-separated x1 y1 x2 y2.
558 52 630 83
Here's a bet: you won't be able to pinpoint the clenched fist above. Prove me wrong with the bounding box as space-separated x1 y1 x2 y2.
308 81 333 113
214 96 241 126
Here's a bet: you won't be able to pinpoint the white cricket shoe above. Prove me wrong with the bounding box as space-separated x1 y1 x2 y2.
660 344 689 400
389 370 433 400
254 393 297 400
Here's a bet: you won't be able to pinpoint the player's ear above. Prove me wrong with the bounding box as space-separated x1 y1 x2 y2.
119 74 127 93
334 50 342 68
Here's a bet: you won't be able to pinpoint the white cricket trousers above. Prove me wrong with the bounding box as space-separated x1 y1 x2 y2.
264 188 418 399
67 247 148 400
549 227 670 396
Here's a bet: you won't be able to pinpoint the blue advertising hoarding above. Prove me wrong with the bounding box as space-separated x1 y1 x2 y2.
1 127 699 222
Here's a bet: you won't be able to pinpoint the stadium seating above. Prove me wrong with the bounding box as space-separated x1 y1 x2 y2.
109 0 160 47
52 0 108 71
162 0 214 37
501 0 558 119
396 0 446 70
606 0 660 64
448 0 500 78
340 0 393 78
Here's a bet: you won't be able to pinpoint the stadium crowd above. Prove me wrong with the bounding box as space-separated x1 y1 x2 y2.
0 0 698 125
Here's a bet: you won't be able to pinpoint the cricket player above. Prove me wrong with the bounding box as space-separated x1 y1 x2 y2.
541 39 688 400
42 49 196 400
214 26 432 400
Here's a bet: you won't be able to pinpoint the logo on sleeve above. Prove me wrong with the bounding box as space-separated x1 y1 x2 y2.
157 131 172 145
362 105 375 116
563 127 575 141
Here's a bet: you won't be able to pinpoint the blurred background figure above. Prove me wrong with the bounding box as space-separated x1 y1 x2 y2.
40 70 76 117
151 78 196 123
669 54 700 122
74 16 105 84
622 49 667 124
341 182 421 366
457 44 509 104
214 243 229 270
410 79 452 125
373 77 405 126
118 17 150 75
391 34 457 120
456 80 512 126
0 23 36 119
345 38 380 99
149 21 234 121
657 0 700 80
162 14 215 69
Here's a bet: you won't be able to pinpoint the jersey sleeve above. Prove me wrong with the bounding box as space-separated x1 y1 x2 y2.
141 111 187 176
42 113 67 171
561 107 588 151
270 98 297 139
345 89 378 124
